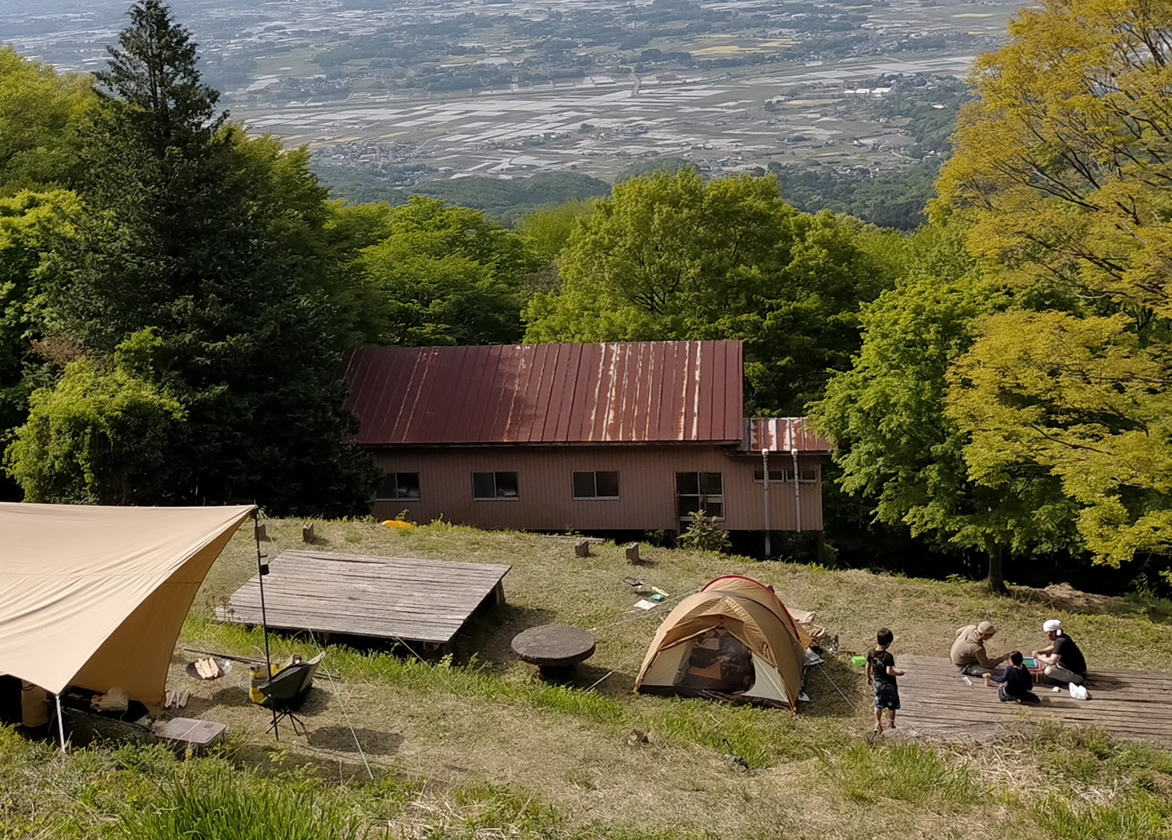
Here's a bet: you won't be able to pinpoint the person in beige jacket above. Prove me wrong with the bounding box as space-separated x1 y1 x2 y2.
950 621 1009 676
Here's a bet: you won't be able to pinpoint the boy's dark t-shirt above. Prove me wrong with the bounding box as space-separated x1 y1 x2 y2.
993 665 1033 698
1053 635 1087 675
868 649 896 684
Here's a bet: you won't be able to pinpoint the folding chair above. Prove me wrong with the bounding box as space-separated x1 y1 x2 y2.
258 652 324 736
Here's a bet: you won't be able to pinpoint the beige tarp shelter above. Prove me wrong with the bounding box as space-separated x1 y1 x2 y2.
0 503 254 711
634 575 812 711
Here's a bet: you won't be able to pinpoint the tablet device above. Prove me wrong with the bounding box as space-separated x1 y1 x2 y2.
1021 656 1039 670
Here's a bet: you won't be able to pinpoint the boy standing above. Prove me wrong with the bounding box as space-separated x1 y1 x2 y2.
865 628 904 733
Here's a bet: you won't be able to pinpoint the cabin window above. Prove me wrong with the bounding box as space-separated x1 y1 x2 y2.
573 471 620 499
753 468 818 483
676 472 724 519
472 471 519 500
376 472 420 500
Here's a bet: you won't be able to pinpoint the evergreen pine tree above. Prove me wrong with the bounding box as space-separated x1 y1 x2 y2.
45 0 376 514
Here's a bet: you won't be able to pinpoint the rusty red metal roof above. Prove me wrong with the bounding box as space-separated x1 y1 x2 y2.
343 341 744 445
739 418 831 453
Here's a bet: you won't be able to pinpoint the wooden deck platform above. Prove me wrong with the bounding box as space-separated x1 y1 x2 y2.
216 550 510 646
894 655 1172 749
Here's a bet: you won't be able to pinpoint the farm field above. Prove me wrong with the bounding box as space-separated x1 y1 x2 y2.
1 0 1021 183
6 518 1171 839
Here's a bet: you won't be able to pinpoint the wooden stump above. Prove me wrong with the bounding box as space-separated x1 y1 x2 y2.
302 523 316 544
511 624 596 679
574 539 590 558
625 542 641 565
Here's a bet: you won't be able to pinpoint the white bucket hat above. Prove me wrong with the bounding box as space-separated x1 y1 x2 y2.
1042 619 1062 633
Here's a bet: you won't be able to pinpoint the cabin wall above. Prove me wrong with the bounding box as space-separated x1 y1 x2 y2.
369 445 823 533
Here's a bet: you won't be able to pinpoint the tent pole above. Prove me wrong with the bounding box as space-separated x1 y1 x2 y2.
254 509 279 741
55 694 66 753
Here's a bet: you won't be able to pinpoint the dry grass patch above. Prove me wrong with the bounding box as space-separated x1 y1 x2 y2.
8 518 1170 839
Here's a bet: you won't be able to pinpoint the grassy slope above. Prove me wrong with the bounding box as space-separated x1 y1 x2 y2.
4 518 1172 839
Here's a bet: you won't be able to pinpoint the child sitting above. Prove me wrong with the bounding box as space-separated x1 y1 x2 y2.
985 650 1040 704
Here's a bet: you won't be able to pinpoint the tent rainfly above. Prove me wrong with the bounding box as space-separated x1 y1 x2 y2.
633 575 812 711
0 503 255 712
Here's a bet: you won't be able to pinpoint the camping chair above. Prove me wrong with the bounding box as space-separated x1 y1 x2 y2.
258 652 324 736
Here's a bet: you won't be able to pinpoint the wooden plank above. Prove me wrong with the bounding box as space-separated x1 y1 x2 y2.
217 550 510 645
889 655 1172 748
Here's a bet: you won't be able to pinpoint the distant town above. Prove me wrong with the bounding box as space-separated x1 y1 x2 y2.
3 0 1015 185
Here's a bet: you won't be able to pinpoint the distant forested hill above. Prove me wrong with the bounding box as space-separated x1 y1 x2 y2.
317 160 939 230
315 168 611 224
773 161 940 231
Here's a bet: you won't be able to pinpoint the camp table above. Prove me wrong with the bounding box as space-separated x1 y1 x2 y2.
511 624 596 679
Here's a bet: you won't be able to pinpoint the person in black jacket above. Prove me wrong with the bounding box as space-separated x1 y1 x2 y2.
1033 619 1087 686
986 651 1040 704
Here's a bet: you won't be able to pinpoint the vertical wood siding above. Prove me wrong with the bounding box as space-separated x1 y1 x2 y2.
370 446 823 532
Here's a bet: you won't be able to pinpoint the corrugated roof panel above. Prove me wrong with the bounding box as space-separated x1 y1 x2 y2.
739 418 832 453
604 342 623 442
683 341 701 442
509 346 538 442
726 343 744 441
575 344 603 442
664 341 684 441
625 342 649 441
484 345 517 444
342 341 747 445
447 345 487 443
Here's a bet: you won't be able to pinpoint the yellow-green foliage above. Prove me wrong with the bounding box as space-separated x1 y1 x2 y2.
934 0 1172 571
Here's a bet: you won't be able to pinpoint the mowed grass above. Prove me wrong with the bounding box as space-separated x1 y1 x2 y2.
4 518 1172 839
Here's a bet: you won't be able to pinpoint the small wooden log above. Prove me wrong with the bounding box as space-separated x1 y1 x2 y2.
511 624 596 680
302 523 316 544
574 539 590 558
625 542 641 565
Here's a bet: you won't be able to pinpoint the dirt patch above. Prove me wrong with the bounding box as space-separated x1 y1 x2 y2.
1012 582 1125 614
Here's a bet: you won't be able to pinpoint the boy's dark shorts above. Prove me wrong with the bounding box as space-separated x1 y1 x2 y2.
873 681 901 710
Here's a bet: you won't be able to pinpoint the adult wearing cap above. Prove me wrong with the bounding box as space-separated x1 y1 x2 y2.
949 621 1009 676
1033 619 1087 686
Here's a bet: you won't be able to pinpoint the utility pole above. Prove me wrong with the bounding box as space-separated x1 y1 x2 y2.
791 449 802 534
762 448 771 559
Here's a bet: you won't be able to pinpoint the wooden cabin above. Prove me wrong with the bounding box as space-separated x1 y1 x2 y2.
342 340 830 535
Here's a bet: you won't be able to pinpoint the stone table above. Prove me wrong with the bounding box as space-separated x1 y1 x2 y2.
511 624 596 679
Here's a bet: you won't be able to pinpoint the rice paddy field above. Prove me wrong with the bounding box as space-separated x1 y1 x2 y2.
2 0 1020 183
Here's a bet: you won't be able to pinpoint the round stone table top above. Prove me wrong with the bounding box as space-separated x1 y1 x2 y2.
511 624 597 667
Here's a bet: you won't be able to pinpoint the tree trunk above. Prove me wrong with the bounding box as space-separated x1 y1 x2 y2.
986 544 1007 594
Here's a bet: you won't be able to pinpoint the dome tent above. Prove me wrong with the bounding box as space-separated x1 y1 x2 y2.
634 575 812 711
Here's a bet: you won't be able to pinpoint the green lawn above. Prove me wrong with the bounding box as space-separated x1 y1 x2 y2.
3 518 1171 839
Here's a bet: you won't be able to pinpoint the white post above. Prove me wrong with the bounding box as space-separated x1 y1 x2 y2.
55 694 66 753
791 448 802 534
761 448 771 559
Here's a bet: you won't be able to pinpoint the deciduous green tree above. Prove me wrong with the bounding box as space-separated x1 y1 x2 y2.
811 226 1079 591
947 310 1172 570
0 191 79 425
937 0 1172 570
938 0 1172 321
356 195 538 345
515 198 596 264
0 49 92 193
5 330 186 505
523 168 894 414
